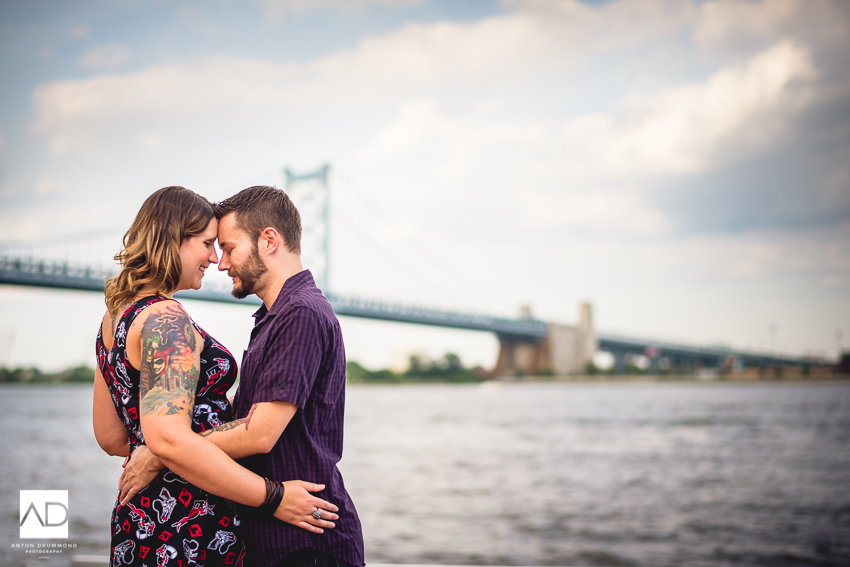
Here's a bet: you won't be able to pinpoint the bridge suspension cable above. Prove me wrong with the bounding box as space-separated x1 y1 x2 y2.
334 170 514 314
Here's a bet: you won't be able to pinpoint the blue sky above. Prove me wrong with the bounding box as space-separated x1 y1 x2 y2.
1 0 848 371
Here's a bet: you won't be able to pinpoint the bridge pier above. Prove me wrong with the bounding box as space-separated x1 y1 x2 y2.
494 303 596 378
494 338 548 377
614 352 626 374
648 356 659 375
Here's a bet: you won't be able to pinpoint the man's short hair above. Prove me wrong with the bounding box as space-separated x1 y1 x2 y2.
214 186 302 254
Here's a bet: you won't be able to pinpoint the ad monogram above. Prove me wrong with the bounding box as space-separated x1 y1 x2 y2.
20 490 69 539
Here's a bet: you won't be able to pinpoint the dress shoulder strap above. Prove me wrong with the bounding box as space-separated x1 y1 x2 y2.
110 295 171 356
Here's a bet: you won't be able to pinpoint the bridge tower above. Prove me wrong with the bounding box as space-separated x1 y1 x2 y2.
285 164 331 294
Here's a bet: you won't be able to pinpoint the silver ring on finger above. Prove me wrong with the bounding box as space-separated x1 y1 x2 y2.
312 508 323 520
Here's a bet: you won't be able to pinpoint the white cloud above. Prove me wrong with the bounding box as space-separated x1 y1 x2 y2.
28 1 816 163
319 0 695 88
254 0 423 22
21 1 709 158
21 0 834 245
348 41 815 235
694 0 850 58
0 180 17 199
78 44 131 69
671 224 850 282
565 40 814 175
35 177 55 196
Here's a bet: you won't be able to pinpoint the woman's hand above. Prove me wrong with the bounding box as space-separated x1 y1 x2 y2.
119 445 164 505
273 481 339 534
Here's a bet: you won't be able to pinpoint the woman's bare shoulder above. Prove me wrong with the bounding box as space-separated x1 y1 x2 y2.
129 299 194 334
104 298 185 339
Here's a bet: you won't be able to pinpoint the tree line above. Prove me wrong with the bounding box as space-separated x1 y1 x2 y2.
0 365 95 383
346 353 488 383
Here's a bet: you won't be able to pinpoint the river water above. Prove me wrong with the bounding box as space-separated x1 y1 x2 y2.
1 381 849 567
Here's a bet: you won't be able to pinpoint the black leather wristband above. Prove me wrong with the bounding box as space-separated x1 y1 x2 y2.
258 477 284 515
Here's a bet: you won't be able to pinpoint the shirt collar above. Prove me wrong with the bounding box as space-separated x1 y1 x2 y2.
252 269 315 323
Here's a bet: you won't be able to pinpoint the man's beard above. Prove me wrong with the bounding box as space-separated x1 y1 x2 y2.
230 247 268 299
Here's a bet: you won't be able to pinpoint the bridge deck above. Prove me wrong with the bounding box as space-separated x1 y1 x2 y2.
0 256 817 367
0 257 548 339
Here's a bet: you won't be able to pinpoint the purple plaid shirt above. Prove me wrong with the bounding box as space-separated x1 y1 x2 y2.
234 270 364 567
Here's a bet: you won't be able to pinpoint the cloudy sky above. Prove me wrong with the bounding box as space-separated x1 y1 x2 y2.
0 0 848 372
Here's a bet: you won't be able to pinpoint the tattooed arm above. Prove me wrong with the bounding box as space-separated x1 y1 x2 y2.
134 301 339 533
121 401 297 502
197 400 298 459
120 327 295 500
120 402 297 505
138 301 201 418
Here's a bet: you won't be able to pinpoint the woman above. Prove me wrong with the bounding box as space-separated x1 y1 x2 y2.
92 186 337 567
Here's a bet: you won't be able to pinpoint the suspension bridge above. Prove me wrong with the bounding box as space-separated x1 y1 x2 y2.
0 166 822 376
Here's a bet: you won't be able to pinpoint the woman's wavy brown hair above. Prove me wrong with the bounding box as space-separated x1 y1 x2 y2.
104 186 214 316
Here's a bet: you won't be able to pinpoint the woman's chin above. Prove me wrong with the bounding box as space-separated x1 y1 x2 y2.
177 280 203 292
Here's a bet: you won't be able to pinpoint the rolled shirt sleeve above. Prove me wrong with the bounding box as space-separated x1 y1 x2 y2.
256 306 324 408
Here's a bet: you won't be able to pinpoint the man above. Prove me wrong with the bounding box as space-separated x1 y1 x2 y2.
212 186 364 567
120 186 364 567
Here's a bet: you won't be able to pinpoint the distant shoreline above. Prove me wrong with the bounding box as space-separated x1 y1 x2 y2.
500 373 850 384
350 377 850 386
6 378 848 388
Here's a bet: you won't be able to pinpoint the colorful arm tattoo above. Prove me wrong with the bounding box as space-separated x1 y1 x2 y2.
139 303 200 417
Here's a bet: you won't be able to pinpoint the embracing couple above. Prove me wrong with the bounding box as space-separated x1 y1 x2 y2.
93 186 364 567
